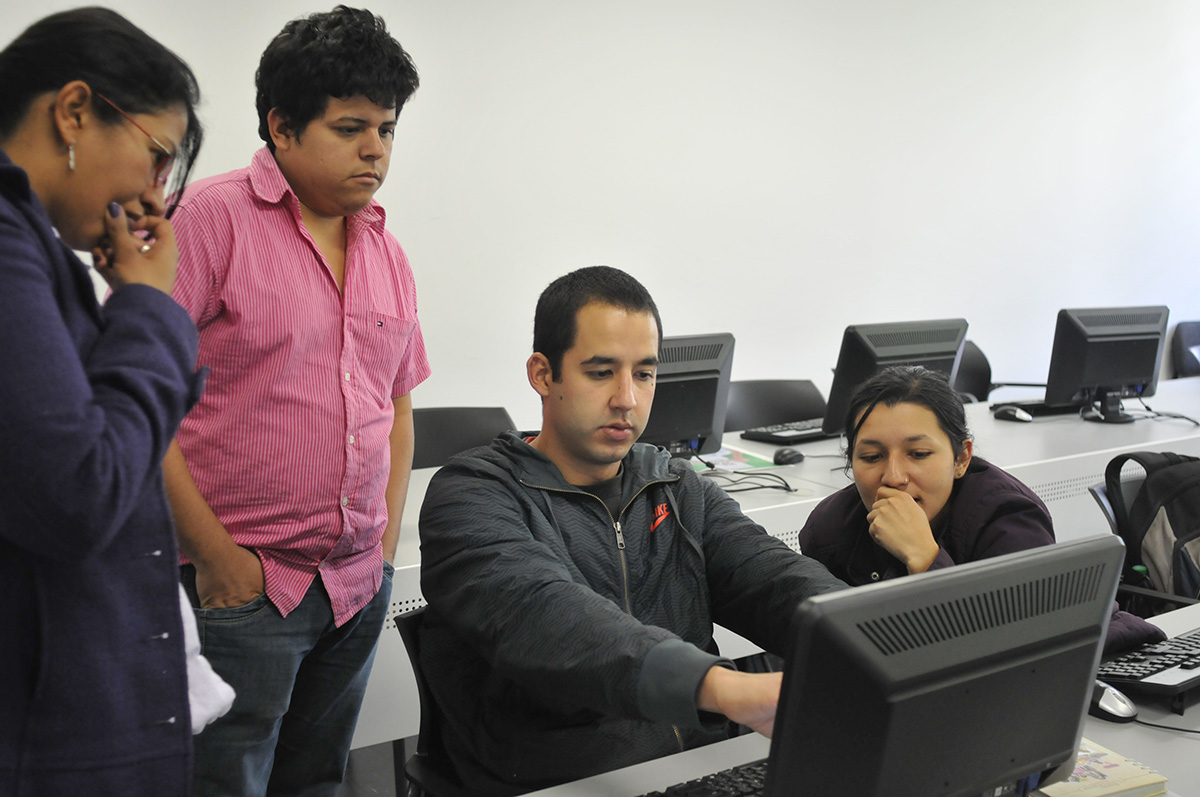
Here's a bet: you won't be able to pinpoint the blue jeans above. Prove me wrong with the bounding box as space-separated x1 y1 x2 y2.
182 561 393 797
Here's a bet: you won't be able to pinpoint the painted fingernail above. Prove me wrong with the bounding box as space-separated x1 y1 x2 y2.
107 202 121 218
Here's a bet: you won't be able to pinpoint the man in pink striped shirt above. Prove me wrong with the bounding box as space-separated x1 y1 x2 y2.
163 8 429 795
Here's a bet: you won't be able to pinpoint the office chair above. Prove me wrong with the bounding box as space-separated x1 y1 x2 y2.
952 340 1046 402
723 379 826 432
1087 480 1198 618
411 407 516 470
392 607 471 797
1172 321 1200 378
952 340 993 402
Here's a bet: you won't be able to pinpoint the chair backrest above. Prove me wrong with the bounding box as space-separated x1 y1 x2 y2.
723 379 826 432
412 407 516 470
1172 321 1200 378
1087 479 1145 536
952 339 992 402
395 607 469 796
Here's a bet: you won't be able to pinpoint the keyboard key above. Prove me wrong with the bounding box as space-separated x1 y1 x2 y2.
637 759 768 797
739 419 829 445
1096 627 1200 699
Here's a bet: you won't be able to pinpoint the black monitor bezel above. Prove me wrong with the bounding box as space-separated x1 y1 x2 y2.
639 332 735 457
1043 306 1169 420
765 536 1123 797
822 318 969 436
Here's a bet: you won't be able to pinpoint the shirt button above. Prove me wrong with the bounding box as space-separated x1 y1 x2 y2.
348 434 355 444
344 372 351 381
341 497 349 507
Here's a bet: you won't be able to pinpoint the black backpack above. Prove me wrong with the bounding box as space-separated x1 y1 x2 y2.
1105 451 1200 600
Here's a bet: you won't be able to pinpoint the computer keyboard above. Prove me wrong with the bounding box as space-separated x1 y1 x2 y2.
636 756 1031 797
739 418 830 446
1096 626 1200 708
637 758 767 797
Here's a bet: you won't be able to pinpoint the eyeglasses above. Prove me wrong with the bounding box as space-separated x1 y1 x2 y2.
95 93 176 187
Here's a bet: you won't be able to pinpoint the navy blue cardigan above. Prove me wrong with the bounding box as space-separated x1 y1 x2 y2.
0 149 203 794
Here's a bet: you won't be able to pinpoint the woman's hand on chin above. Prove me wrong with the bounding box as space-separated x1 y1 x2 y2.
866 486 940 573
91 202 178 294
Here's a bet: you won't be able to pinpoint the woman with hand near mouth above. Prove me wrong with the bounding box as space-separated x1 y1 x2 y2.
797 365 1164 655
0 8 205 795
797 366 1055 586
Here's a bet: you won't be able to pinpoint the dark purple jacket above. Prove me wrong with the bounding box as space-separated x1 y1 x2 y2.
0 149 202 795
797 457 1055 586
796 457 1164 653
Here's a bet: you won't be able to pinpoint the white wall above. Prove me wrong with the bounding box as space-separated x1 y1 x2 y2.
8 1 1200 429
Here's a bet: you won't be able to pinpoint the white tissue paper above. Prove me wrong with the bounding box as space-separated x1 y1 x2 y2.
178 583 236 734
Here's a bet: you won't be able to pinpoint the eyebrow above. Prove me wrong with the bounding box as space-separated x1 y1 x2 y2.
857 434 933 447
331 116 396 126
578 355 658 367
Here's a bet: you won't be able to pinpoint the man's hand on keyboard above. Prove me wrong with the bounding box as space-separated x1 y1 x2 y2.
696 667 783 738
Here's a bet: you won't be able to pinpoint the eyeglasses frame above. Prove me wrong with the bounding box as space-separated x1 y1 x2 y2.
94 92 176 187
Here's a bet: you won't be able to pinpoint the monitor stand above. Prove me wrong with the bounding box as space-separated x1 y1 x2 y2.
1083 389 1135 424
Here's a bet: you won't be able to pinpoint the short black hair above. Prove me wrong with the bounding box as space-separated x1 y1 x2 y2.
843 365 973 462
0 7 203 216
533 266 663 381
256 5 419 151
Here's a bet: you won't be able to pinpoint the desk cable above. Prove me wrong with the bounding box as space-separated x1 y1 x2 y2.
1128 717 1200 735
1133 398 1200 426
693 460 796 494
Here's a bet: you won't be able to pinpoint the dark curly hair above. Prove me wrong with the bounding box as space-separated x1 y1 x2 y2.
0 7 203 217
255 6 419 151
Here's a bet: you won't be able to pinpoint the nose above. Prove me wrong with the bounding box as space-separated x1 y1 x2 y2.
610 372 637 412
134 181 167 218
361 130 387 161
882 454 909 488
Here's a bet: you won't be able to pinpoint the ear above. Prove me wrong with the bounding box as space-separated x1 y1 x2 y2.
52 80 93 146
267 107 296 151
954 439 974 478
527 353 553 399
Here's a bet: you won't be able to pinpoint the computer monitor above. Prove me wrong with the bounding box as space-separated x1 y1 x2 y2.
1044 306 1170 424
766 535 1123 797
822 318 968 435
639 333 735 458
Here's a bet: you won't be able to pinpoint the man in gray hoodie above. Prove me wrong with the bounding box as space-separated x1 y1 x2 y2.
418 266 846 795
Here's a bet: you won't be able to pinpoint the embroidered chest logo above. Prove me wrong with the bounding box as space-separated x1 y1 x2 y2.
651 502 670 532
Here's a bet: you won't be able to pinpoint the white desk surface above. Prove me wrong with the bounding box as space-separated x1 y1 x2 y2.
523 603 1200 797
352 378 1200 749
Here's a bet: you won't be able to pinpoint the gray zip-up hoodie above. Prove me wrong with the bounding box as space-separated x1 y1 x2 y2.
418 432 846 795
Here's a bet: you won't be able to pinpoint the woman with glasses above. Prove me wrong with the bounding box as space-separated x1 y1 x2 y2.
0 9 206 794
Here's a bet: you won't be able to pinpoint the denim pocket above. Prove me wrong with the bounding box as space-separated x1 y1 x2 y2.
198 591 272 623
382 559 395 582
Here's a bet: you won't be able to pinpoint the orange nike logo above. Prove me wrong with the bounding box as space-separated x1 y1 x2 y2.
651 503 670 532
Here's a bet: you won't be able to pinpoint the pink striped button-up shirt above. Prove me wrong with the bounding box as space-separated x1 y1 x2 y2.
171 148 431 625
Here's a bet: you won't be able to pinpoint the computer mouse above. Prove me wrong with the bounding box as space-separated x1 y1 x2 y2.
993 405 1034 423
773 448 805 465
1088 679 1138 723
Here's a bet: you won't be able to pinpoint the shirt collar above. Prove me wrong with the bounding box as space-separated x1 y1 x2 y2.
246 146 387 232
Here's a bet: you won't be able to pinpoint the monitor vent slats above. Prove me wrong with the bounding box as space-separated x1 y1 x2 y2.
1078 311 1164 329
660 343 723 364
856 564 1108 656
865 328 962 349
